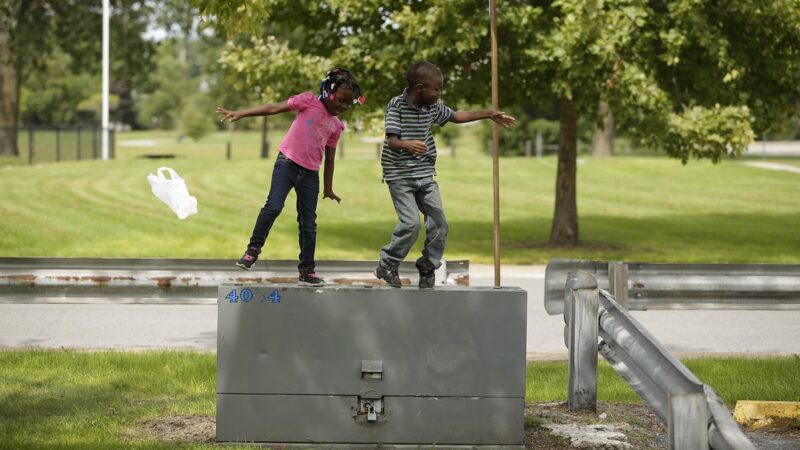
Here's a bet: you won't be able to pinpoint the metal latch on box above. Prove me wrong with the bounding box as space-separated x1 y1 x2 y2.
357 361 385 423
357 394 384 422
361 360 383 380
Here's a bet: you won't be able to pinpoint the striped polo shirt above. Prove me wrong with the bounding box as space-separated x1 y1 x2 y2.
381 88 454 181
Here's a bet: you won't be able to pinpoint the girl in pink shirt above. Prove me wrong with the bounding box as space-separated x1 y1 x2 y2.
216 68 363 286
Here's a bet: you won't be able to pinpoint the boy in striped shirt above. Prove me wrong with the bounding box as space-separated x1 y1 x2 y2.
375 61 516 288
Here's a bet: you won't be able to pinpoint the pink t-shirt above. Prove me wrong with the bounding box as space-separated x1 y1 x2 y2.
278 92 344 171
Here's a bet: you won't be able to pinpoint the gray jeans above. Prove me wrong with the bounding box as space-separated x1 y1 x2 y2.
379 176 449 269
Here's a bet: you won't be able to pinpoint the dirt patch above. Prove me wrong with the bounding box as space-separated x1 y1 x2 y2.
525 401 666 449
134 406 799 448
135 405 664 448
138 415 215 443
525 402 800 449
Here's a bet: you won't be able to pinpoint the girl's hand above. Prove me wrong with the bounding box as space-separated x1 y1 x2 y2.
323 189 341 203
216 107 243 122
403 140 428 155
490 111 517 128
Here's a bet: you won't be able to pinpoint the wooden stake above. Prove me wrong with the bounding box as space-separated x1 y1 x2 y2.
490 0 501 287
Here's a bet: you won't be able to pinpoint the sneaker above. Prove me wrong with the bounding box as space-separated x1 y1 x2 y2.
374 264 402 288
299 270 325 287
416 258 436 289
235 246 260 270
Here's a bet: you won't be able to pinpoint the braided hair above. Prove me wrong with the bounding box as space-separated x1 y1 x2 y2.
318 68 365 105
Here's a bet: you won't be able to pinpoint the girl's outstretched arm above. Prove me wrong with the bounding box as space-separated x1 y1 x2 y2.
322 146 341 203
215 101 290 122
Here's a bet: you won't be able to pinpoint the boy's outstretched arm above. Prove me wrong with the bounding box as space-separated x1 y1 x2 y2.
449 110 516 128
322 146 341 203
215 101 290 122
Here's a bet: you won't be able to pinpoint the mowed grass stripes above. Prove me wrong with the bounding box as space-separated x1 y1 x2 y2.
1 129 799 263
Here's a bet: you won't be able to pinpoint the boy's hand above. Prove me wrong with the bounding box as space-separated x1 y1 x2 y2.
490 111 517 128
403 140 428 155
323 189 341 203
216 107 242 122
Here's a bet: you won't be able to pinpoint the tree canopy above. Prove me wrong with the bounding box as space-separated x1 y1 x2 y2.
197 0 800 245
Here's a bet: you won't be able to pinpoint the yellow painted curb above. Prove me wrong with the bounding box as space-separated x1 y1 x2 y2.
733 401 800 430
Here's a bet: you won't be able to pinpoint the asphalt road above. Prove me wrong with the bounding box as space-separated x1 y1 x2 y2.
1 266 798 359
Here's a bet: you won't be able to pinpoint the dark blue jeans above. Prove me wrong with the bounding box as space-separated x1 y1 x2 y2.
248 153 319 272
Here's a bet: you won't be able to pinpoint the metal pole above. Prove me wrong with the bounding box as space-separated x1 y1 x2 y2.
566 270 599 412
489 0 501 287
92 127 98 159
55 126 61 162
27 127 33 165
536 129 543 158
261 116 269 158
101 0 110 160
227 121 234 160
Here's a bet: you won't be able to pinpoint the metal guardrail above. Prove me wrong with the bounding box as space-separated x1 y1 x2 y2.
0 257 469 303
546 258 800 312
562 270 755 449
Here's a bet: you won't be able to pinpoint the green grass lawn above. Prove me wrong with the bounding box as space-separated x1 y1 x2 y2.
1 128 799 264
0 350 796 447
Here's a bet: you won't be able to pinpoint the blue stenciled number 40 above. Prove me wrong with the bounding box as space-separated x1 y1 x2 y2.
226 289 253 303
268 289 281 303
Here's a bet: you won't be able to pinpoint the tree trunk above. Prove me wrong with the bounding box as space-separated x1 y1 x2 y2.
0 22 20 156
591 100 614 157
261 115 269 158
549 95 579 246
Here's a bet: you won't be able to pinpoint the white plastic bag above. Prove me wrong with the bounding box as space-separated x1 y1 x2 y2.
147 167 198 219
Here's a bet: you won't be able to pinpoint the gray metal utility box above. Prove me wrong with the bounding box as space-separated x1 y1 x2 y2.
217 284 527 448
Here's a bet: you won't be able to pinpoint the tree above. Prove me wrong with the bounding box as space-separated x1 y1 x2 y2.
137 40 190 129
20 49 101 124
0 0 154 156
195 0 800 246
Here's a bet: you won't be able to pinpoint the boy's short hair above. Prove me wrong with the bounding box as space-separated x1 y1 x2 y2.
406 61 443 88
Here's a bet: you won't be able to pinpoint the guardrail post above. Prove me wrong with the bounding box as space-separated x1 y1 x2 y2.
565 270 599 411
668 392 709 450
608 262 629 309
